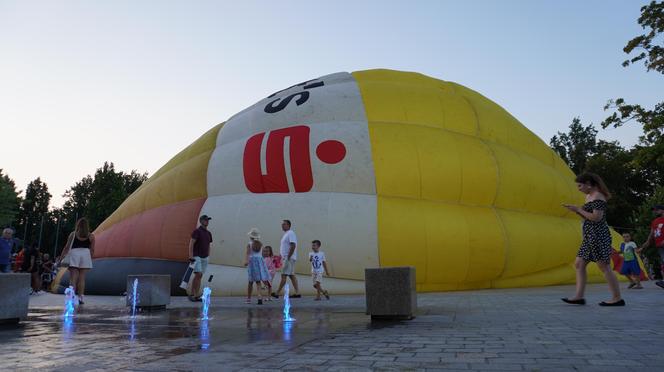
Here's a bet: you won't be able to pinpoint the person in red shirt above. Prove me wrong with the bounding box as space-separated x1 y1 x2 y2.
638 204 664 289
13 247 24 272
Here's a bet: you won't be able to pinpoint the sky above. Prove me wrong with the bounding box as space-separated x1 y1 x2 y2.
0 0 662 207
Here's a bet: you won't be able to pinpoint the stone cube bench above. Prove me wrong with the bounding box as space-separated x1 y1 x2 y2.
365 267 417 320
126 274 171 310
0 273 30 324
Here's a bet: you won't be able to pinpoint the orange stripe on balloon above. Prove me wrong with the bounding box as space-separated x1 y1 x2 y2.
93 198 206 261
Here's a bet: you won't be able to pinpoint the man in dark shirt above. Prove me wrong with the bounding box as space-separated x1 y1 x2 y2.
188 215 213 301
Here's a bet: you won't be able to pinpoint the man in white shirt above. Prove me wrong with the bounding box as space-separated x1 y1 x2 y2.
271 220 301 298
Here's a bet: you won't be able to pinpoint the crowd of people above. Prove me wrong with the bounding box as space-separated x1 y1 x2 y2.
0 228 56 294
187 217 332 304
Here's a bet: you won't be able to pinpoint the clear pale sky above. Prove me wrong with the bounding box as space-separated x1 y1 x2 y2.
1 0 661 207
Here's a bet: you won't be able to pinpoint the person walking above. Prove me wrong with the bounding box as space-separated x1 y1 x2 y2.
309 240 330 301
619 233 642 289
562 173 624 306
272 220 301 299
637 204 664 289
57 218 95 304
188 215 213 302
243 228 271 304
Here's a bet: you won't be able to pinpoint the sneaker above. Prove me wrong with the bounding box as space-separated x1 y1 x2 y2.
257 299 263 305
245 298 251 304
656 281 664 290
628 283 636 289
323 290 330 300
194 297 203 302
270 292 279 299
188 296 197 302
289 294 302 298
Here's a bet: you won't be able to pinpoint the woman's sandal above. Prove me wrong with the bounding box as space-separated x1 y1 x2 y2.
599 299 625 306
561 297 586 305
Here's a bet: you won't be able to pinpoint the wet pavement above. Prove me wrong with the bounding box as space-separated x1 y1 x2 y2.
2 283 664 371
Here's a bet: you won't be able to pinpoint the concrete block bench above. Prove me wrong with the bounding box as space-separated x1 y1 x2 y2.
0 273 30 324
365 267 417 320
126 274 171 310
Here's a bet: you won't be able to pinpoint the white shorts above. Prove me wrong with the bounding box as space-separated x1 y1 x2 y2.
69 248 93 269
312 272 323 284
281 259 296 276
193 256 208 273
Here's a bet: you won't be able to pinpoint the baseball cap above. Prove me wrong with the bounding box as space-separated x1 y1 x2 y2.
199 215 212 221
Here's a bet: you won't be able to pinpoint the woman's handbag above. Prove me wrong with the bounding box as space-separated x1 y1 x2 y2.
59 234 74 267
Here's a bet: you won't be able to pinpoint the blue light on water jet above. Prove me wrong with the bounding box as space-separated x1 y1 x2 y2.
283 283 295 322
130 278 139 317
201 286 211 320
63 286 76 318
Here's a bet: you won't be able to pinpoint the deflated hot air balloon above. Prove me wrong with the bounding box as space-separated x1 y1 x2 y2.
82 69 620 295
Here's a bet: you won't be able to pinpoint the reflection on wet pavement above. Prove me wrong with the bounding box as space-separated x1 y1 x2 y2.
1 306 368 371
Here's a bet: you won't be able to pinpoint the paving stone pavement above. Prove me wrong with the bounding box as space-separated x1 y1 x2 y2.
1 283 663 371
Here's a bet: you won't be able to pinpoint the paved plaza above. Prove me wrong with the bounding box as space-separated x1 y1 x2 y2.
2 282 663 371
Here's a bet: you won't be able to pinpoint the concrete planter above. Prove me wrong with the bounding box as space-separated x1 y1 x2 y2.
365 267 416 320
126 274 171 310
0 273 30 324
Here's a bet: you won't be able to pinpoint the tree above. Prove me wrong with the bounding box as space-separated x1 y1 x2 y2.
0 169 21 228
60 162 147 232
549 117 598 174
16 178 52 246
621 1 664 73
603 1 664 192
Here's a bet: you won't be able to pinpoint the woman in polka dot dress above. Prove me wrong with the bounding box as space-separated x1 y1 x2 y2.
562 173 624 306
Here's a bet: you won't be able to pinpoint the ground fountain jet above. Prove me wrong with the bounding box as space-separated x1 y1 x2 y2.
201 275 213 320
283 283 295 322
130 278 139 317
63 286 76 317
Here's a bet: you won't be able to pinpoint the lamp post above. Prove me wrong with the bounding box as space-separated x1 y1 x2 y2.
53 213 61 258
37 214 44 249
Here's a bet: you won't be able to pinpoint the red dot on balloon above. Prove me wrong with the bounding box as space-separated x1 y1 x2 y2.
316 140 346 164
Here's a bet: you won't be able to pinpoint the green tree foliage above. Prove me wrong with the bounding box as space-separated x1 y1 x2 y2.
621 1 664 73
60 162 147 233
16 178 52 246
549 118 598 175
6 163 147 256
0 169 21 228
550 119 647 231
603 0 664 191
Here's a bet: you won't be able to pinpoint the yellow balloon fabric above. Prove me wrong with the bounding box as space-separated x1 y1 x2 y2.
353 69 609 291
